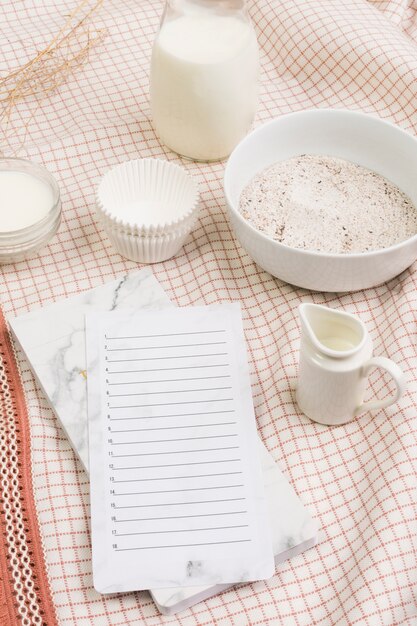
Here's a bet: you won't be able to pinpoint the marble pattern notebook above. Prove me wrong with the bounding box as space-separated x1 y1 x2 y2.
9 269 318 614
10 270 170 470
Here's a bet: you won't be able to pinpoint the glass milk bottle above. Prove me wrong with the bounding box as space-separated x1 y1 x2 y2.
150 0 259 162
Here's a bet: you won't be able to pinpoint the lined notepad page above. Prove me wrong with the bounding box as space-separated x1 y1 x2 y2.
86 304 274 593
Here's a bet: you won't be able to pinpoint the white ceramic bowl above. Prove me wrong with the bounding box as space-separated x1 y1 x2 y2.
224 109 417 292
97 158 199 263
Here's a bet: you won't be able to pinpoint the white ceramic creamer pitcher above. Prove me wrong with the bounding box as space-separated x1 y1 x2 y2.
296 304 406 425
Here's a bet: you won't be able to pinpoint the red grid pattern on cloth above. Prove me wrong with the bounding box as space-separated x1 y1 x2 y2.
1 0 417 624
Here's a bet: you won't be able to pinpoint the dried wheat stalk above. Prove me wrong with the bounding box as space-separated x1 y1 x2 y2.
0 0 107 155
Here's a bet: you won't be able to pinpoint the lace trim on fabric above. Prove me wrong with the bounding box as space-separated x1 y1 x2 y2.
0 314 58 626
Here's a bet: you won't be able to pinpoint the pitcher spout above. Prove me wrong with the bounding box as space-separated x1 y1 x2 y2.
299 303 367 358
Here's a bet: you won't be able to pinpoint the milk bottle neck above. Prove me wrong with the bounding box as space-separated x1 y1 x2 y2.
163 0 248 20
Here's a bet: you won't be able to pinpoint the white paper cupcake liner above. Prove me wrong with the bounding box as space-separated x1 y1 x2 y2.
96 202 198 238
102 218 198 264
97 158 199 235
96 158 199 262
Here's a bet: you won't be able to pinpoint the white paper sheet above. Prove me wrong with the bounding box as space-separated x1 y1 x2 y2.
86 304 274 593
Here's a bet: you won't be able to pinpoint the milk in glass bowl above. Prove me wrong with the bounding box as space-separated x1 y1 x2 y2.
0 159 61 263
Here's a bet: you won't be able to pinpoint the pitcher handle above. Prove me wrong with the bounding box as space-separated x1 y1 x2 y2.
355 357 406 415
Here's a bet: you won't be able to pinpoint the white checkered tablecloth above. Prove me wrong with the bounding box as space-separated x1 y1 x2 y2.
0 1 416 624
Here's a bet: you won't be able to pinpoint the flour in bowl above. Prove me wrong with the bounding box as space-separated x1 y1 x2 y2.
238 155 417 253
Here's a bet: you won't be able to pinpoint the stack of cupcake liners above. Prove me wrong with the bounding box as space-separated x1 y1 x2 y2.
96 158 200 263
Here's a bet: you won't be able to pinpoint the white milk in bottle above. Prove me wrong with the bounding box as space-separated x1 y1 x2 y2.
150 3 259 162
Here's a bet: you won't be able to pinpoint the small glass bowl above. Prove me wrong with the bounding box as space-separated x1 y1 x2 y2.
0 158 61 264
